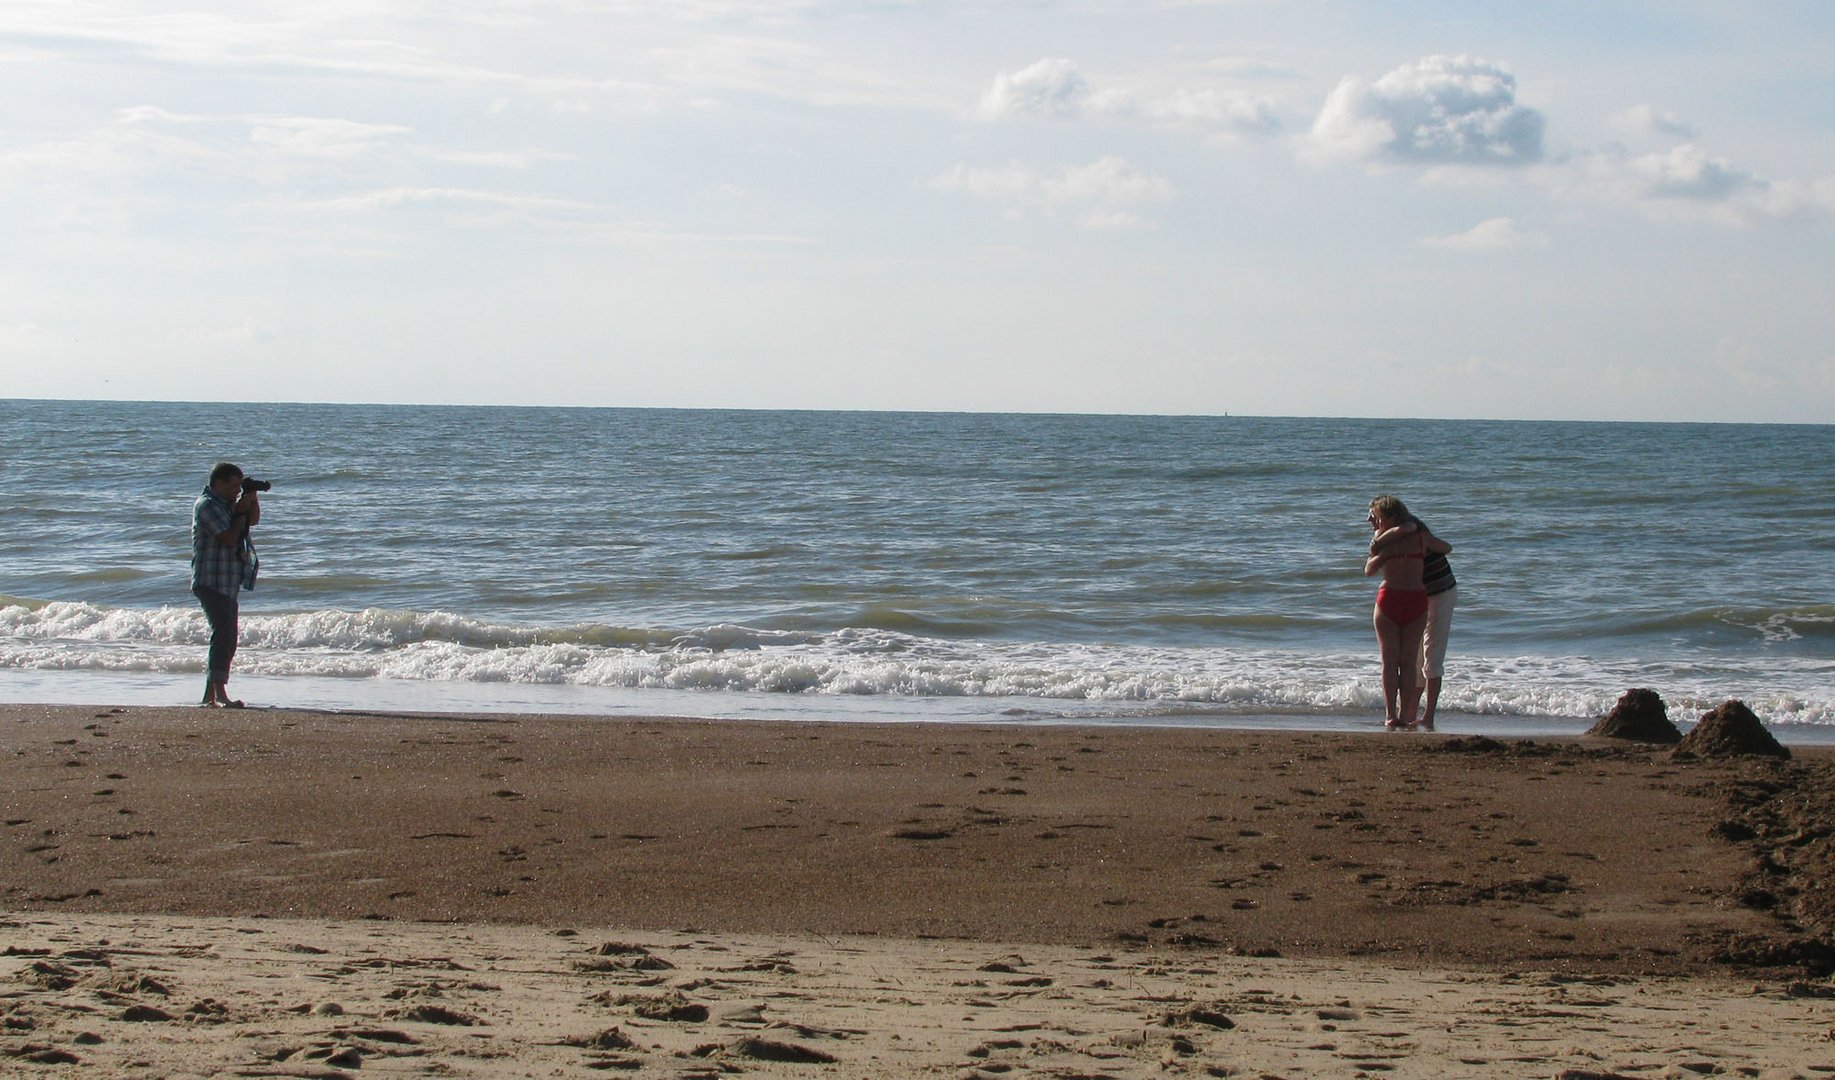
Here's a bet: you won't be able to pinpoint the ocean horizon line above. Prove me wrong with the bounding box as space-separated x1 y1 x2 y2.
5 396 1828 429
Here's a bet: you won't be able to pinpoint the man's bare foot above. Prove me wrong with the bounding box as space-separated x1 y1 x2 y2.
203 684 245 708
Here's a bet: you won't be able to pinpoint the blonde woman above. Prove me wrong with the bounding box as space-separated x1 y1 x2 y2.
1372 510 1456 731
1364 495 1428 730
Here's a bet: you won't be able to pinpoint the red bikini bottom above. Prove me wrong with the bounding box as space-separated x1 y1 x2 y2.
1376 585 1429 624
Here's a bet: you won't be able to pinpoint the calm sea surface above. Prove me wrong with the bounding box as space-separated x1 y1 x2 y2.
2 400 1831 734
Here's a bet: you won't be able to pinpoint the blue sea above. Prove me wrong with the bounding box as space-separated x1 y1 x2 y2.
2 400 1831 739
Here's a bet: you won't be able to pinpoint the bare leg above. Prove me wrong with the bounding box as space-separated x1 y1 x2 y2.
1420 677 1443 731
1397 616 1426 731
1373 607 1406 728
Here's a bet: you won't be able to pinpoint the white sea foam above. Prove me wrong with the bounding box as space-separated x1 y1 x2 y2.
3 601 1830 726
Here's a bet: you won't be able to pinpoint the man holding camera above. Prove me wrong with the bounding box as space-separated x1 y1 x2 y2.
191 462 263 708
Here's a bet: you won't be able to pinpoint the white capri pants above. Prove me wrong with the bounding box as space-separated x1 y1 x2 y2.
1420 586 1456 681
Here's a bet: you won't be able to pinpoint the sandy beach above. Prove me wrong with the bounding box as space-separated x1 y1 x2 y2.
4 703 1833 1076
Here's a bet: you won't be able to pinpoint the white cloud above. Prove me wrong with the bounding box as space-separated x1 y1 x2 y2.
980 57 1281 138
1530 88 1835 225
249 117 410 159
1627 144 1762 201
0 133 133 187
931 155 1173 229
1566 143 1835 225
307 187 598 214
110 106 408 164
0 107 417 211
1310 54 1545 167
979 58 1093 120
423 148 575 169
1044 156 1175 207
1142 87 1279 136
0 6 668 110
1748 176 1835 219
1420 216 1546 251
1613 104 1696 140
116 105 199 127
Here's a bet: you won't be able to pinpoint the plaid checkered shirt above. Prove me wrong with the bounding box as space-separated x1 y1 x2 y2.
191 489 255 594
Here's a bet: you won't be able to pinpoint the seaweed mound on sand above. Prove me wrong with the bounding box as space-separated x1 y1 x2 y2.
1587 688 1682 744
1676 700 1790 760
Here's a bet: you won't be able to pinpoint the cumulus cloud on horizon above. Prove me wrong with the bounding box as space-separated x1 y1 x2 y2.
1310 54 1545 167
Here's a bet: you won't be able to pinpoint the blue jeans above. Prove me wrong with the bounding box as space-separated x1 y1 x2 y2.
193 585 239 683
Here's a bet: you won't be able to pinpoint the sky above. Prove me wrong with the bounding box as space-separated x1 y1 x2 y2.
3 1 1833 422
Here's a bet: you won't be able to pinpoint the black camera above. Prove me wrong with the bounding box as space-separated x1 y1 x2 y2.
241 477 272 493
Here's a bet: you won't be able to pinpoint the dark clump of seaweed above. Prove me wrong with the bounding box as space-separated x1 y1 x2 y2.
1587 688 1682 744
1676 700 1789 760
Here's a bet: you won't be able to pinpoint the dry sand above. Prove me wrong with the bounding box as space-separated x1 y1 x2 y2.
4 703 1833 1077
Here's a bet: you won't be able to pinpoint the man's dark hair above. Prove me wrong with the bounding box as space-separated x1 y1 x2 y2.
209 462 243 485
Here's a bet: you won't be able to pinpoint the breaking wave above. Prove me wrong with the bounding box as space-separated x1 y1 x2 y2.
3 600 1829 726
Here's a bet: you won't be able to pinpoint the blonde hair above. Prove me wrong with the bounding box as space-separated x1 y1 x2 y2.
1369 494 1409 523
